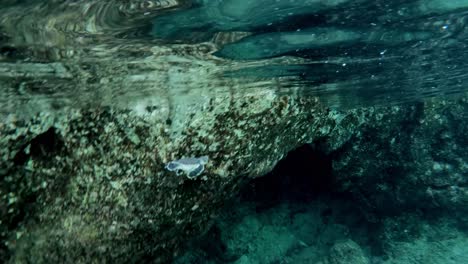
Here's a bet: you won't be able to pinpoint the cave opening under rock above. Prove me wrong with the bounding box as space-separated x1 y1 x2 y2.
239 143 336 210
176 141 468 263
175 143 383 263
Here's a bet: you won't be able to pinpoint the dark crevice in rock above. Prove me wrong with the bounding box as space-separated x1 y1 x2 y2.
29 127 63 159
177 142 382 263
239 143 334 211
0 46 16 56
2 127 66 256
13 127 64 166
0 46 26 62
12 145 28 167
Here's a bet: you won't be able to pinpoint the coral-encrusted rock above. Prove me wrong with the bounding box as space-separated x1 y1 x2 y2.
0 93 339 263
2 93 466 263
332 97 468 218
326 239 369 264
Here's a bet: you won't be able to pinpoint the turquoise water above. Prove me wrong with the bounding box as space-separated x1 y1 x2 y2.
0 1 467 263
1 0 468 115
151 0 468 107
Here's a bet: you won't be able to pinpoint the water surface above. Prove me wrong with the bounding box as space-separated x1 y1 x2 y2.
1 0 468 114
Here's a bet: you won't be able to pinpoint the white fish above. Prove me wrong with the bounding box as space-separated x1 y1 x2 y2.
165 156 209 179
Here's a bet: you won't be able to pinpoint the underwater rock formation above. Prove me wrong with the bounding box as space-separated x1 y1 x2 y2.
331 97 468 218
1 91 466 263
0 0 467 263
0 92 339 262
327 239 370 264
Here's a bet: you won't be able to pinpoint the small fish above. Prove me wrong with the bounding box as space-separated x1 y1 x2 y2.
165 156 209 179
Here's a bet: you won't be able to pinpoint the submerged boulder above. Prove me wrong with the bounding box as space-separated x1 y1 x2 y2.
0 0 467 263
332 97 468 218
0 92 338 262
2 92 466 263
